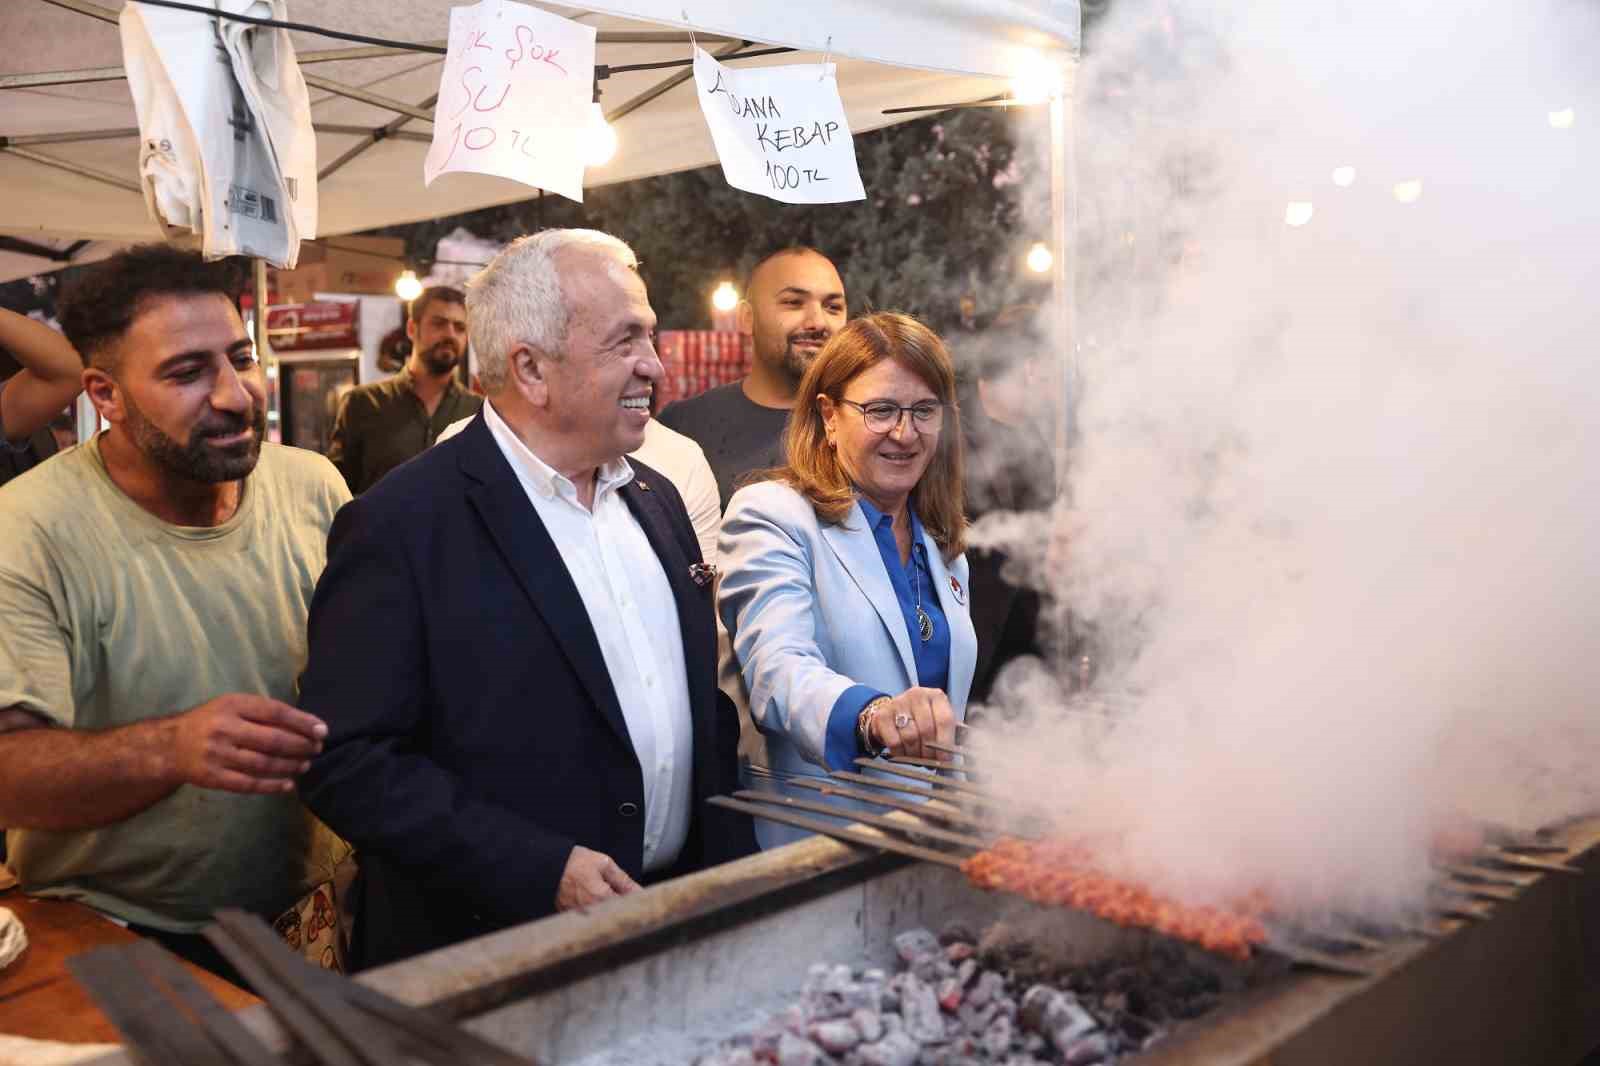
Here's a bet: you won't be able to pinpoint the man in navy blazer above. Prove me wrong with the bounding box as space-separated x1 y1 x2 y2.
297 230 754 969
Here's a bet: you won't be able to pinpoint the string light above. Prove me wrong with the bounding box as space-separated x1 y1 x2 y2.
584 102 618 167
1284 202 1315 227
1009 55 1063 105
1331 166 1356 187
1548 108 1575 129
1025 242 1054 273
711 281 739 312
394 270 423 301
1393 180 1423 204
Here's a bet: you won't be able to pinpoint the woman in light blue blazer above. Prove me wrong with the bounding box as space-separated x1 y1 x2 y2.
718 312 978 848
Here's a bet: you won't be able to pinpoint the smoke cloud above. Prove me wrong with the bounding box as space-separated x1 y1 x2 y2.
969 0 1600 921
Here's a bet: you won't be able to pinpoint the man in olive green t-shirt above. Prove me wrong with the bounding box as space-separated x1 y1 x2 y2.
0 246 350 980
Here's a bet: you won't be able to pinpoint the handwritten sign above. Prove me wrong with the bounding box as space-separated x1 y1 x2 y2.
692 47 866 205
424 0 596 201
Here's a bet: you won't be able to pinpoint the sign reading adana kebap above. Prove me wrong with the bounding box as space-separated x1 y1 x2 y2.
692 47 866 205
424 0 596 201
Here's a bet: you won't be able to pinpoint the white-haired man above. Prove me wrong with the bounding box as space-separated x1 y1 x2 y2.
296 229 754 969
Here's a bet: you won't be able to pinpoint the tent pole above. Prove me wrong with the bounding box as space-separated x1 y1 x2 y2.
1048 86 1075 487
253 258 280 444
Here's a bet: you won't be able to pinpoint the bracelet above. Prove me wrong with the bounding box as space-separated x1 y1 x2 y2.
856 696 893 755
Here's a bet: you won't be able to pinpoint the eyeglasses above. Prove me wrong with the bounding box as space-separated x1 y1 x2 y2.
838 398 945 434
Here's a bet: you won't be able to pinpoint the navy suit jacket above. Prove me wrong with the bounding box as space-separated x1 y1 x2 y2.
297 412 753 969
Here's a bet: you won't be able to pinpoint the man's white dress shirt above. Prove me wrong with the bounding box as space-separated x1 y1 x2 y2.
482 401 693 873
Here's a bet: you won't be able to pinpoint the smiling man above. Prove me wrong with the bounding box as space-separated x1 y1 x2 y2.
297 230 754 969
326 285 480 495
0 245 350 980
659 246 846 504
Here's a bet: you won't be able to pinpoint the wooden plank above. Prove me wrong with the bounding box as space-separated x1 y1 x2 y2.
707 796 967 869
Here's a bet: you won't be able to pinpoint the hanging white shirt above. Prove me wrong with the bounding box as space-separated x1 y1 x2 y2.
481 400 693 873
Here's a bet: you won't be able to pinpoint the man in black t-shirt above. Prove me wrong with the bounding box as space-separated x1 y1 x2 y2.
658 248 846 504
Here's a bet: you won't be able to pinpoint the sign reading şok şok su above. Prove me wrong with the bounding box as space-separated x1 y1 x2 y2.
692 46 866 205
423 0 596 201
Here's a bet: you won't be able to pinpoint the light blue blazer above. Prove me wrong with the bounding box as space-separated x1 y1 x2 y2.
717 480 978 848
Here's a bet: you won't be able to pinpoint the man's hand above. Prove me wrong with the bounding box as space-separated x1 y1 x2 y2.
168 694 327 794
555 846 641 911
870 687 958 762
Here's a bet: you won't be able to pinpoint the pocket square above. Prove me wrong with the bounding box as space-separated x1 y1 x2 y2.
688 562 717 587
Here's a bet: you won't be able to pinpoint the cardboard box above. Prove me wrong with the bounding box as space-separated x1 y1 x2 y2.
271 236 406 302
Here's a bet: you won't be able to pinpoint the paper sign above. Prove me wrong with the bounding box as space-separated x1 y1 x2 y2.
424 0 596 202
692 47 866 205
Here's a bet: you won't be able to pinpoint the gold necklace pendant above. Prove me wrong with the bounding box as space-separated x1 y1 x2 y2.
917 605 934 642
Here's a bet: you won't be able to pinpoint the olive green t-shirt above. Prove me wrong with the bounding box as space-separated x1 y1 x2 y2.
0 436 351 932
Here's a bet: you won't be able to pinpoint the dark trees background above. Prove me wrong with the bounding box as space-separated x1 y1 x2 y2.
375 107 1058 332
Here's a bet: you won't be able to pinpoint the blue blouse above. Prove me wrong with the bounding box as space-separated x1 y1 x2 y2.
822 497 952 770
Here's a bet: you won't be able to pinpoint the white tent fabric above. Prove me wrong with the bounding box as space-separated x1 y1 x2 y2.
0 1 1078 246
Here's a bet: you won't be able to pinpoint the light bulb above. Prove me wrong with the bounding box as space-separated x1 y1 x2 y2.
1009 55 1063 106
584 103 618 167
1284 201 1315 227
1393 179 1423 204
1331 166 1356 187
711 281 739 313
1548 108 1575 129
1025 242 1054 274
394 270 423 301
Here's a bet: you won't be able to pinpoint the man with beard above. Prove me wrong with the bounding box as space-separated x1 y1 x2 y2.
659 247 846 504
327 285 479 494
0 245 350 981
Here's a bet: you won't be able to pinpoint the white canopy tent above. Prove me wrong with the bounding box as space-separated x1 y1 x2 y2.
1 0 1079 447
0 0 1078 249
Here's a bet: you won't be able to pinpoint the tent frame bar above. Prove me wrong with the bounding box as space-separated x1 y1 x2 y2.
606 38 745 125
1 125 433 147
318 94 437 182
0 144 140 193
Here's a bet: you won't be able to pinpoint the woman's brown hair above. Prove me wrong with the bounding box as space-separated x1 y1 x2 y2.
766 311 966 560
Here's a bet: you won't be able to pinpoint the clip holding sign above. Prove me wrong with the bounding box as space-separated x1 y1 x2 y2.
819 35 832 82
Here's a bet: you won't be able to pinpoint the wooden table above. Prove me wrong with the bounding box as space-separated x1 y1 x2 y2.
0 889 258 1044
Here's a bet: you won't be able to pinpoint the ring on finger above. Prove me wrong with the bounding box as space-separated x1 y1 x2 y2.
893 712 913 730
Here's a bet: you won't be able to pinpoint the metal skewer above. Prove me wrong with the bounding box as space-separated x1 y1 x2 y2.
1479 852 1583 876
887 753 967 772
730 791 990 851
1261 940 1375 978
1437 863 1533 888
708 796 968 869
857 757 993 799
789 776 997 833
828 768 984 805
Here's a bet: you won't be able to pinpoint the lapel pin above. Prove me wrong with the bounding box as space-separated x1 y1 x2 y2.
689 562 717 587
637 479 651 492
949 575 966 604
